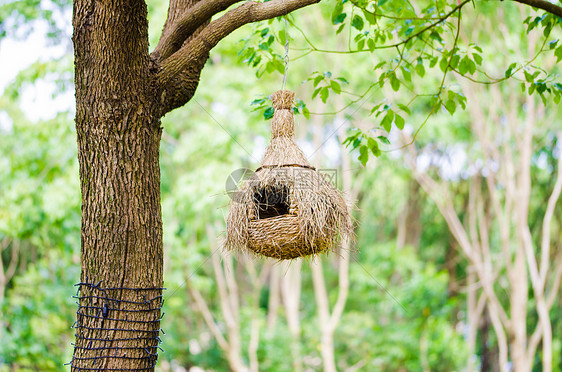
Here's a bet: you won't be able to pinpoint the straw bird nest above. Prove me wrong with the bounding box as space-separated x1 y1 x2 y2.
225 90 353 260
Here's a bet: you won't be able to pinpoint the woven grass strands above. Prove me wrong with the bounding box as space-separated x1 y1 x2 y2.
226 90 352 260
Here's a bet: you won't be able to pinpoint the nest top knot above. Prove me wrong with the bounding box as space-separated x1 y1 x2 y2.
272 90 295 110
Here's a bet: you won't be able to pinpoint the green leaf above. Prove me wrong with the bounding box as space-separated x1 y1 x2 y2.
303 107 310 119
397 103 411 115
381 111 394 132
377 135 391 145
313 75 323 87
458 56 469 75
278 29 287 44
390 74 400 92
357 39 365 50
251 98 266 106
351 15 364 31
444 99 456 115
367 38 376 52
536 81 547 94
312 87 321 99
456 93 467 110
400 66 411 82
394 113 405 129
266 35 275 46
415 63 425 78
336 23 346 34
362 9 375 24
370 102 383 115
378 74 386 89
505 62 517 78
555 45 562 62
336 77 349 84
343 130 361 147
404 25 415 37
472 53 482 66
272 59 284 74
320 87 329 103
358 145 369 166
264 61 274 73
450 54 460 70
333 13 347 25
264 106 274 120
330 80 342 94
467 59 476 74
367 137 381 156
332 1 344 22
439 56 449 73
429 56 438 68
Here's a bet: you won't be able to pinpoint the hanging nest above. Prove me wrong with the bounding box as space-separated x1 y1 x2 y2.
225 90 353 260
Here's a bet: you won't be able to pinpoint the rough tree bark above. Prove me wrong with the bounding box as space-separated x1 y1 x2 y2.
70 0 318 369
71 1 164 369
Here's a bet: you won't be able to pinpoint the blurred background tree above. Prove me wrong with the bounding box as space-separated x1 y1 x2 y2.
1 0 561 371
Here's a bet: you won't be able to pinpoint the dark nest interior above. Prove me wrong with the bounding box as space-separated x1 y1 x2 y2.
253 185 290 219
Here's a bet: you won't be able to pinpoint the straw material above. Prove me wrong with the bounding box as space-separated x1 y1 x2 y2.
226 90 353 260
260 91 310 169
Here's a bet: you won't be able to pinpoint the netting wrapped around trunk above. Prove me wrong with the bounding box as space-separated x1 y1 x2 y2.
225 90 353 260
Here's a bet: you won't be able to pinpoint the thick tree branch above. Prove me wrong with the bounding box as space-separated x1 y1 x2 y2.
158 0 196 41
187 0 320 61
511 0 562 18
156 0 320 116
152 0 243 61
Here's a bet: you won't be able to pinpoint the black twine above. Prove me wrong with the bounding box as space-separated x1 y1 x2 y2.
66 281 166 370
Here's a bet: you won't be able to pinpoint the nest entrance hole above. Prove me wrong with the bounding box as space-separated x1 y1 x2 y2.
254 185 290 219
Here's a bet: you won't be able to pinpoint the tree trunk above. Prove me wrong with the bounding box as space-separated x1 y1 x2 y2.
281 261 303 372
70 0 164 369
480 307 499 372
396 181 422 250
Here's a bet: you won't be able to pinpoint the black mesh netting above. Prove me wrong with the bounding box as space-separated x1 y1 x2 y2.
66 281 166 370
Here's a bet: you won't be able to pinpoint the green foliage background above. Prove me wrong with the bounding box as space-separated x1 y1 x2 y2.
1 0 561 371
